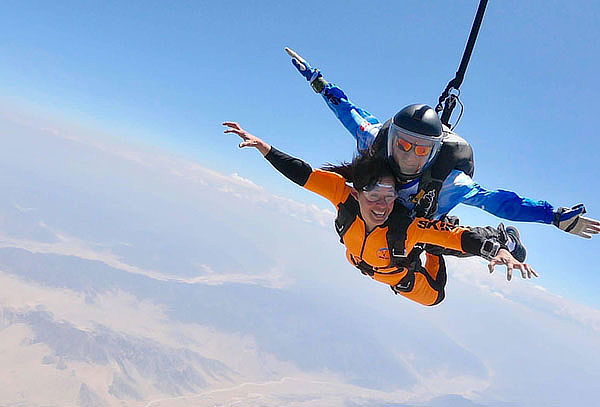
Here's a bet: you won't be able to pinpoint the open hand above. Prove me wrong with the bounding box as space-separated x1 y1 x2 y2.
222 122 271 156
488 248 538 281
554 204 600 238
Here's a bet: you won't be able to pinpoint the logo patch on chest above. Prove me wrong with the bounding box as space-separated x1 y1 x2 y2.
376 247 390 260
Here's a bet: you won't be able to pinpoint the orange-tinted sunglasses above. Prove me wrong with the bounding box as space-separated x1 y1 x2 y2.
396 138 433 156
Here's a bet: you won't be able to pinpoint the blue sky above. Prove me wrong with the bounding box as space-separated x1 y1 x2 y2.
1 1 599 306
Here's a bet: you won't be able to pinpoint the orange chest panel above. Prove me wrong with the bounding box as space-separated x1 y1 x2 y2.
342 219 392 269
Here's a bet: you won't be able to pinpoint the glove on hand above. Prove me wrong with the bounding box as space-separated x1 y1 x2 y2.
553 204 600 238
285 47 327 93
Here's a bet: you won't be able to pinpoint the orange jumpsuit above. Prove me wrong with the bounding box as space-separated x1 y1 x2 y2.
265 147 503 306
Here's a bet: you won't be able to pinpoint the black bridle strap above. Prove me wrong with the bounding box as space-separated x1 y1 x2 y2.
436 0 489 125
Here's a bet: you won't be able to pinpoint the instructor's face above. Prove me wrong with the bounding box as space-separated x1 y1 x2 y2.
391 133 434 176
354 176 396 232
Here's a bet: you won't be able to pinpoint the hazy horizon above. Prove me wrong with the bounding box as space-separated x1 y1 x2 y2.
0 107 598 406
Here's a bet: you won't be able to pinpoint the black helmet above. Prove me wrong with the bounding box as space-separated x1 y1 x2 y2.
387 104 443 180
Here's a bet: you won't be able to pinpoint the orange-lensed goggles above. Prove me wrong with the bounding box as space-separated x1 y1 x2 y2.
396 137 433 157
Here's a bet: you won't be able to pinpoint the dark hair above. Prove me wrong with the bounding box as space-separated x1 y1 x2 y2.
322 153 395 191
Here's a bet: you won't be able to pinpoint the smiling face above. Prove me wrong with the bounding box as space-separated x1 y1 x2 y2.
351 175 397 232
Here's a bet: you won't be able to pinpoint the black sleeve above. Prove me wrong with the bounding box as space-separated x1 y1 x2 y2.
460 226 509 259
264 147 313 186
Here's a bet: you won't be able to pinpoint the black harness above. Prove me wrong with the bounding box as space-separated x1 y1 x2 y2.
371 121 474 219
334 194 449 304
334 197 421 290
335 123 474 300
412 130 474 218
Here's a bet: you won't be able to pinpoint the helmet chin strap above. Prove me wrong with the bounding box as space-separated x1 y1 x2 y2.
395 171 421 184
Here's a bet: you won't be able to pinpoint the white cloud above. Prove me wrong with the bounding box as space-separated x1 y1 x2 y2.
229 173 263 190
2 105 600 406
12 203 36 213
0 229 293 289
446 256 600 333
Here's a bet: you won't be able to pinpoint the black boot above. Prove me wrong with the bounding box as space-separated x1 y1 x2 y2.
504 225 527 262
495 223 527 262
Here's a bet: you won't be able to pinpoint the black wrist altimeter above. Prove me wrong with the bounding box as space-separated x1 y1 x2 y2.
480 239 502 260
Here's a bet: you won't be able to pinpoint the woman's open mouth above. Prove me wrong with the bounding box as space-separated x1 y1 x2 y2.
371 209 387 220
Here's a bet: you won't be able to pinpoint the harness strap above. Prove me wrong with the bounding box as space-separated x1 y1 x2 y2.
385 205 414 266
354 260 376 277
411 167 444 218
392 253 447 305
389 245 425 294
334 198 360 243
336 199 418 278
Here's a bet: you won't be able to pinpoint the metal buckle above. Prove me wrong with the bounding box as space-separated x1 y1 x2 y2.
391 248 407 259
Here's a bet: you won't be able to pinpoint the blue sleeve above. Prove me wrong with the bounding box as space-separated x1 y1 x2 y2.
437 170 555 224
320 83 381 152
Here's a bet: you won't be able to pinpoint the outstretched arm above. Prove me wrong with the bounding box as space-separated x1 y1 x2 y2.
223 122 349 205
438 170 600 238
407 219 537 281
286 47 381 152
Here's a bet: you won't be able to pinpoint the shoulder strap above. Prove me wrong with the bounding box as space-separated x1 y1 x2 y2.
354 205 421 279
411 167 444 219
385 205 414 265
386 206 425 291
437 129 475 177
371 119 391 158
413 129 475 218
334 197 359 243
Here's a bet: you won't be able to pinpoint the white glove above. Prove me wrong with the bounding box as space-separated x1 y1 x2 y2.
553 204 600 238
285 47 328 93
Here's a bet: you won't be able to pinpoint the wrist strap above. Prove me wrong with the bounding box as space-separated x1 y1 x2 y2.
480 239 501 260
